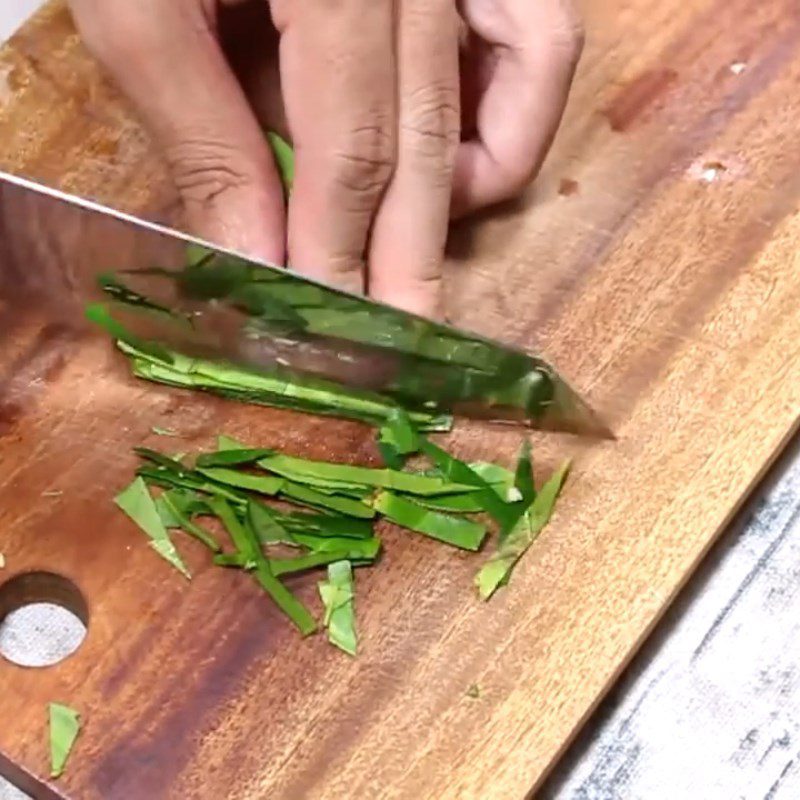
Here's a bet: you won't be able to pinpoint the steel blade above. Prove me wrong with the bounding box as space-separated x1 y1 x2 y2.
0 171 610 437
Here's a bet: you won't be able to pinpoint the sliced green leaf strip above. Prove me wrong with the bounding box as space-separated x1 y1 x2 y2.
115 477 191 578
318 560 357 655
49 703 80 779
372 491 487 551
476 461 570 600
196 466 284 496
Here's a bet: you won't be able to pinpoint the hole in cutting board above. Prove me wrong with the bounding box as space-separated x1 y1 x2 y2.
0 572 88 668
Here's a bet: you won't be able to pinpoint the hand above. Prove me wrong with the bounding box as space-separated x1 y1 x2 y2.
67 0 582 317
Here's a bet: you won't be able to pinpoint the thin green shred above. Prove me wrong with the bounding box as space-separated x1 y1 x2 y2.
138 464 247 504
476 461 570 600
468 462 518 501
160 492 221 552
281 481 376 518
376 409 420 468
49 703 80 779
115 477 191 578
253 559 317 636
318 560 357 655
267 131 295 193
211 497 316 634
247 500 295 545
272 511 374 540
372 491 487 551
419 438 519 529
271 538 378 576
214 553 256 570
207 497 255 561
116 340 450 431
196 466 284 496
259 452 477 496
288 534 380 560
196 448 273 467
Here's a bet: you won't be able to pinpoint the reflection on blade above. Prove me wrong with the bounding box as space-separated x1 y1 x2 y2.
0 170 611 436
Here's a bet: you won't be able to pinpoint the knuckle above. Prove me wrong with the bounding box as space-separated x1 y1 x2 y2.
549 4 585 65
403 82 460 170
165 138 258 205
330 124 396 201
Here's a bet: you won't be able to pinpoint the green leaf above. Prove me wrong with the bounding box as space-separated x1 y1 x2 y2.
468 462 517 500
272 511 374 540
214 553 256 570
318 560 357 655
133 447 190 474
196 448 273 468
289 533 380 560
115 477 190 578
376 409 420 468
270 538 379 576
49 703 80 779
476 461 570 600
419 438 518 529
247 500 295 545
160 492 221 552
211 497 317 635
267 131 295 193
196 466 284 496
408 491 490 513
253 560 317 636
217 434 246 451
260 453 477 496
137 465 247 505
372 491 487 551
281 481 376 519
207 497 256 561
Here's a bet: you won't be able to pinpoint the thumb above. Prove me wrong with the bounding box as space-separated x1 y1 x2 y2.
70 0 286 264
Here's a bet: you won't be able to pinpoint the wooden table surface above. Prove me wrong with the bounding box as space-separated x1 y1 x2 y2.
1 1 800 799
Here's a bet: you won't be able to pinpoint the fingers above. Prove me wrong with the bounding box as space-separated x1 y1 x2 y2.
453 0 584 216
68 0 286 263
367 0 461 317
271 0 396 294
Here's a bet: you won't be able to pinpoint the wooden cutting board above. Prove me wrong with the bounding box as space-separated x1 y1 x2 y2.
1 1 799 798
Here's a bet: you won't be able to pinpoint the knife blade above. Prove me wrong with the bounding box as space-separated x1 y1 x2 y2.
0 170 611 437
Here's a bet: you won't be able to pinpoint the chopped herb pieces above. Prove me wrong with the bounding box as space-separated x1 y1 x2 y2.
466 684 481 699
476 461 570 600
115 477 191 578
49 703 80 779
372 491 487 551
318 561 357 655
115 412 569 653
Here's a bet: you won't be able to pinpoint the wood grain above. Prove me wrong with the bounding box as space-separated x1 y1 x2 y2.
1 1 799 798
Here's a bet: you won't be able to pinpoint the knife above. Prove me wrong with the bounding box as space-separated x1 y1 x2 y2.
0 170 610 437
